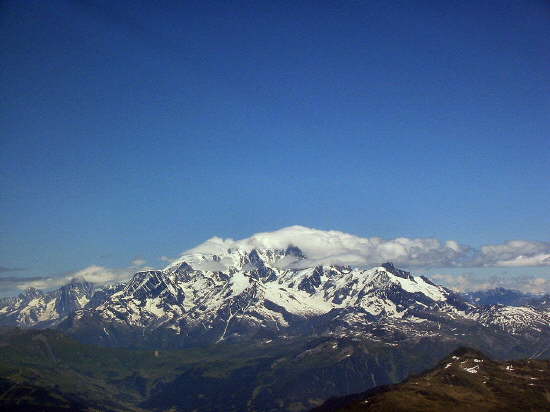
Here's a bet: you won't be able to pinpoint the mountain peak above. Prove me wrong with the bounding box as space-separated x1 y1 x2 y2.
446 346 488 361
61 277 94 291
66 276 88 285
122 270 185 304
20 287 43 300
380 262 413 280
285 245 305 259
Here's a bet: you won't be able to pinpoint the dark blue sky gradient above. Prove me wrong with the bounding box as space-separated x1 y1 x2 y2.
1 0 549 276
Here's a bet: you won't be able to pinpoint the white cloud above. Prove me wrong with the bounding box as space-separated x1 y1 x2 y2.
178 226 550 269
431 273 494 292
495 254 550 267
131 258 147 267
15 265 135 292
476 240 550 267
431 272 550 294
7 227 549 297
180 225 469 268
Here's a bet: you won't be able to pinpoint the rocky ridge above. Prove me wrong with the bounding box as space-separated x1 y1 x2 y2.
1 246 548 351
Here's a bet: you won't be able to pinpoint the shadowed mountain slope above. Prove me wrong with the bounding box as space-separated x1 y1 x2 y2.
311 347 550 412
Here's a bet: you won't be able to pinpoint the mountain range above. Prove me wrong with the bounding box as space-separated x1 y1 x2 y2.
2 246 549 348
1 244 549 410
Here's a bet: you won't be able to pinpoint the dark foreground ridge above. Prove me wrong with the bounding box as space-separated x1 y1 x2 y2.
311 347 550 412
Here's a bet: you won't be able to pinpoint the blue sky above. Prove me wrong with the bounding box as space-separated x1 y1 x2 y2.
1 1 549 294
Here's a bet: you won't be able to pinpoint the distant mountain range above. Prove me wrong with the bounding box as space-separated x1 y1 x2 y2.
0 278 94 327
1 244 549 411
463 286 549 307
1 246 548 349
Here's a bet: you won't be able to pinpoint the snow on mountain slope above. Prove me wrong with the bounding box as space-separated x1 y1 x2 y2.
465 304 550 334
0 279 94 327
62 245 470 345
93 271 186 329
3 241 548 348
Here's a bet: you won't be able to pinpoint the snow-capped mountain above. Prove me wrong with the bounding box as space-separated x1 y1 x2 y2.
2 233 547 412
464 304 549 335
59 247 470 343
0 278 94 327
2 245 549 351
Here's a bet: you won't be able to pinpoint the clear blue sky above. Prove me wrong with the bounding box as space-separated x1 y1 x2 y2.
1 0 549 280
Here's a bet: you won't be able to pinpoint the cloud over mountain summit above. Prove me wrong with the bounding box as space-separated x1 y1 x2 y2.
4 226 549 296
181 225 550 269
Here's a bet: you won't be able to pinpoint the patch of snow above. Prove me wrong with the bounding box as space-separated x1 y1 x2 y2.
393 275 446 301
230 271 250 295
143 297 166 317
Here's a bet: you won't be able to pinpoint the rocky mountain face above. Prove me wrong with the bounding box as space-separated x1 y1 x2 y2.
312 347 550 412
0 278 94 328
1 247 549 353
